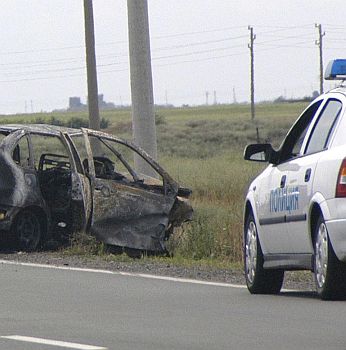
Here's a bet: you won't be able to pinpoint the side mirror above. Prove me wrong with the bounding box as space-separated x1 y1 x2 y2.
244 143 278 164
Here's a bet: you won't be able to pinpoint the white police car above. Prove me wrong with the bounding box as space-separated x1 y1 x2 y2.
243 59 346 300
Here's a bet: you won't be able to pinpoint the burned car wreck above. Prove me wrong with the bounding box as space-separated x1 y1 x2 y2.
0 124 192 252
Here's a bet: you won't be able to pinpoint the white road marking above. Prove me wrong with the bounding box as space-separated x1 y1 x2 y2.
0 259 299 292
0 335 107 349
0 259 246 289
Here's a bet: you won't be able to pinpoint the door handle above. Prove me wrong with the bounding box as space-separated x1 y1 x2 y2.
305 168 312 182
95 185 111 197
280 175 286 188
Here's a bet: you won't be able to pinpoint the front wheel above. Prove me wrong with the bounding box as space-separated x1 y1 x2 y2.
314 215 346 300
244 212 284 294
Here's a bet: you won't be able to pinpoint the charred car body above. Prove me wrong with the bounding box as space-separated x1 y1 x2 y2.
0 124 192 252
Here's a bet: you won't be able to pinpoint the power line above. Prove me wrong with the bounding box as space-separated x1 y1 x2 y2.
2 34 334 81
151 44 245 60
0 43 248 76
0 33 250 69
255 23 315 35
1 22 344 84
153 51 248 67
324 24 346 28
0 25 330 71
151 25 248 39
0 26 248 56
324 46 346 50
257 33 315 39
256 23 314 30
256 40 315 49
152 34 248 51
2 32 319 72
0 49 252 83
256 34 316 45
0 22 344 58
326 38 346 42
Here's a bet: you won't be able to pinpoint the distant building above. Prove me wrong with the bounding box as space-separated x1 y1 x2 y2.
97 94 116 110
67 94 116 112
68 97 86 111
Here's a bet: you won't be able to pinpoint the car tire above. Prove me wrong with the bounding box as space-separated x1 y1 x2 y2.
244 212 284 294
14 210 42 252
313 214 346 300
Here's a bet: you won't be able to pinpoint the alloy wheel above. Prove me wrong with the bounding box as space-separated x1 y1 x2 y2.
315 222 328 289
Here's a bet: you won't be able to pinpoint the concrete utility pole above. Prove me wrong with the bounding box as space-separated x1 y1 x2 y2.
248 26 256 120
315 23 325 95
127 0 157 177
84 0 100 130
205 91 209 105
233 87 237 104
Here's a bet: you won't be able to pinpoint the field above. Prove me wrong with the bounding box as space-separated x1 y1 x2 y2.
0 102 309 264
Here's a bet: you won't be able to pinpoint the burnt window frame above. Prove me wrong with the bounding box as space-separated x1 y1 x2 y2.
11 134 33 169
28 132 75 173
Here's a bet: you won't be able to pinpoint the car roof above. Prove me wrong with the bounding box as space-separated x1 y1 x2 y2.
0 124 82 136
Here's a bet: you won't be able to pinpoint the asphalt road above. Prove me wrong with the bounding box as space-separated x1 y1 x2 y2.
0 262 345 350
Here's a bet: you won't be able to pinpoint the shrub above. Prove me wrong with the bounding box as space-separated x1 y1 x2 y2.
155 114 166 125
100 117 110 129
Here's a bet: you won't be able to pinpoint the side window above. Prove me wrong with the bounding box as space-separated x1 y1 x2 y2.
88 135 135 181
88 135 160 184
304 99 342 155
30 134 71 171
279 100 322 163
13 136 31 169
291 123 310 156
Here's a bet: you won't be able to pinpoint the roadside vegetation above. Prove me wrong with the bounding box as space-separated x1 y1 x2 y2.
0 102 309 266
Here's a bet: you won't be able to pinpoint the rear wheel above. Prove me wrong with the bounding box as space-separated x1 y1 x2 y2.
14 210 42 252
244 212 284 294
314 215 346 300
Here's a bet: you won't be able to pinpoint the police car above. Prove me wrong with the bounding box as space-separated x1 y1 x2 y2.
243 59 346 300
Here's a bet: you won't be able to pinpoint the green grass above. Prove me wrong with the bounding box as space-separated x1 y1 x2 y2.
0 102 309 265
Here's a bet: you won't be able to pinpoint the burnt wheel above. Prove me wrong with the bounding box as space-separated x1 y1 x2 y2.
14 210 41 251
244 212 284 294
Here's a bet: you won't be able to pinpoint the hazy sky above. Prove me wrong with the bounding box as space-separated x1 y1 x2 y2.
1 0 346 114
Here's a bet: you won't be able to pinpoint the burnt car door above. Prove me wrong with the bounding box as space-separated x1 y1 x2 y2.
60 132 92 233
81 129 180 252
29 131 91 237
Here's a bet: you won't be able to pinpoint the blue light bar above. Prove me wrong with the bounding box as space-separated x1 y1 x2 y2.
325 59 346 80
